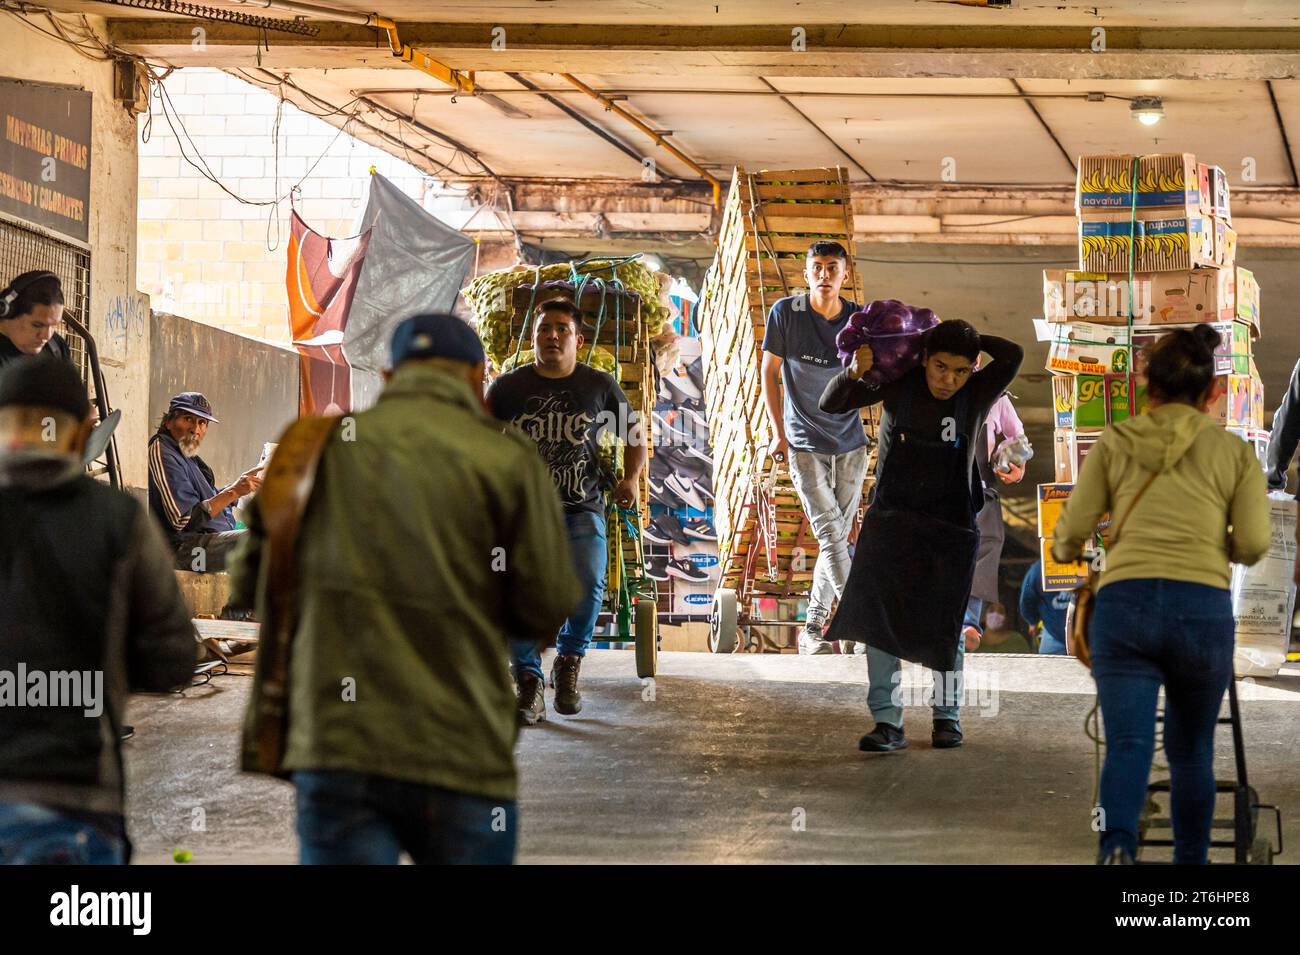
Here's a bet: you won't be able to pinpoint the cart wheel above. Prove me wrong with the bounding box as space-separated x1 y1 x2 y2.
635 599 658 679
1249 837 1274 865
709 589 739 654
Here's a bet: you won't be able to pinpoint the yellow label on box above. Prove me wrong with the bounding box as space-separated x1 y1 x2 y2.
1037 483 1073 538
1041 539 1090 592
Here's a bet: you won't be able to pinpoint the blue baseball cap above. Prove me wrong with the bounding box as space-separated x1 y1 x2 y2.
390 313 485 368
168 391 218 423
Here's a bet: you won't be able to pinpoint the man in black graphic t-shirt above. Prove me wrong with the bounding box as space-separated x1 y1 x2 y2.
487 298 646 725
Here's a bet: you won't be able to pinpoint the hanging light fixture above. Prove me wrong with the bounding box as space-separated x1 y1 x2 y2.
1130 96 1165 126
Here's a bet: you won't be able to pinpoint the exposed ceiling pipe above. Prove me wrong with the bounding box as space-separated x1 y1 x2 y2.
558 73 721 208
757 77 875 181
355 87 1133 102
232 0 475 93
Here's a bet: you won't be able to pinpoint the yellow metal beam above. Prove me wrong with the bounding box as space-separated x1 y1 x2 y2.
559 73 720 209
372 17 475 93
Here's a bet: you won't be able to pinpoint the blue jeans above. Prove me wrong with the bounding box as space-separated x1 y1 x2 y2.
0 802 126 864
512 510 607 678
293 770 517 864
963 596 983 633
866 629 967 728
1037 629 1067 654
1091 579 1234 865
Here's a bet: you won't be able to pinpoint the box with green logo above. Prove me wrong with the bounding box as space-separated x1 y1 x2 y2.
1052 373 1148 429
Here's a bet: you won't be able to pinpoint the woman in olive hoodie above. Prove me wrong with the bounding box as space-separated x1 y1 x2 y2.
1053 325 1270 865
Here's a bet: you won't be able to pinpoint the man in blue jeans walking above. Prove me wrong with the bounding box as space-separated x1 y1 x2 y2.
489 298 646 724
232 315 579 864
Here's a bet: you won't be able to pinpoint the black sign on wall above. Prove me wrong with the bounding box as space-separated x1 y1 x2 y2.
0 78 92 245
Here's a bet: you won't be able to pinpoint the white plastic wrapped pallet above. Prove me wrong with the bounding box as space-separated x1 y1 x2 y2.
1231 492 1297 677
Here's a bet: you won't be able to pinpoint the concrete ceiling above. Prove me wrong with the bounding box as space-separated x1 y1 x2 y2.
186 71 1300 188
47 0 1300 28
48 0 1296 187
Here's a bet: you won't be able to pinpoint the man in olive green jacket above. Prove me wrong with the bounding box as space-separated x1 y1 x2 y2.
229 314 579 864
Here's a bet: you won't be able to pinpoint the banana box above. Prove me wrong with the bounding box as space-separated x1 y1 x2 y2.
1078 213 1215 272
1105 375 1149 423
1235 267 1261 334
1214 216 1238 268
1037 483 1074 537
1053 373 1148 429
1131 319 1254 376
1199 163 1232 222
1076 153 1200 214
1040 538 1091 591
1204 364 1263 429
1053 428 1101 483
1042 268 1234 325
1045 321 1138 375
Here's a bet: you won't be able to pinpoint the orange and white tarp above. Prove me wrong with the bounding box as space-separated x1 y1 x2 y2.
286 211 371 416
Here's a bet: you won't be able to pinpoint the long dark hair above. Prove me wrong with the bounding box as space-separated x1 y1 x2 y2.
1142 323 1219 405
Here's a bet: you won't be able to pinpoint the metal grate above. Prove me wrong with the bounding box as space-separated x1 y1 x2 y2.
0 215 92 387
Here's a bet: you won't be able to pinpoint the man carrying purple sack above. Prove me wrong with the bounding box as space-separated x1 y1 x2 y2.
760 241 870 655
820 319 1023 752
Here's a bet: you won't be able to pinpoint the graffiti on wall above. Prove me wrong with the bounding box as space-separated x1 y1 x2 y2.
102 294 147 356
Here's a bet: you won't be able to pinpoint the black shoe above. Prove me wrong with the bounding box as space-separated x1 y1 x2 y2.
682 517 716 542
119 725 135 742
645 554 671 581
516 672 546 726
660 445 709 481
932 719 963 749
696 471 714 501
685 356 705 392
549 654 583 715
666 556 709 582
858 723 908 752
646 513 691 545
652 483 687 510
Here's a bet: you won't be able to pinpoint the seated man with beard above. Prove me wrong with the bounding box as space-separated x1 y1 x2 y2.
148 391 262 573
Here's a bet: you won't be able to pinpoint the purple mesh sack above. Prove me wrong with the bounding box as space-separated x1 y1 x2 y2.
835 299 939 386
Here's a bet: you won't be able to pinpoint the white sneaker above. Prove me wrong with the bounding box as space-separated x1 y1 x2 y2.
664 471 708 511
798 627 833 655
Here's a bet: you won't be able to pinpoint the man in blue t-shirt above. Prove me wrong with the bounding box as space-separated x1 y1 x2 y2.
760 241 870 655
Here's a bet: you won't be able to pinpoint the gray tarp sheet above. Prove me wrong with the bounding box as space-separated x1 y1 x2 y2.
344 172 476 373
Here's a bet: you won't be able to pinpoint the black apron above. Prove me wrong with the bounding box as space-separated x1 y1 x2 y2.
825 384 980 672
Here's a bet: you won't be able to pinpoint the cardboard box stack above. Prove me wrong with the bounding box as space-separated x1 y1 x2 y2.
1039 154 1270 619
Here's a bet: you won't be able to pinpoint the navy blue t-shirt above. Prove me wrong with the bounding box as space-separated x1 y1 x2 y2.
761 294 868 455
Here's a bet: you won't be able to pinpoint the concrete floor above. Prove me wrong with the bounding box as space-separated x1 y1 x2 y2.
123 651 1300 864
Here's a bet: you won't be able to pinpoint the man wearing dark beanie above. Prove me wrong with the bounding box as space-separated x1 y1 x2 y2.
0 355 195 864
232 314 578 864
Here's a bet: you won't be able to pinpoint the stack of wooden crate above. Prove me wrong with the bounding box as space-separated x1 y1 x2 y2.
698 166 865 597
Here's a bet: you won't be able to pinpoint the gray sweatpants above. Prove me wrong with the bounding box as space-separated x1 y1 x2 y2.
788 445 870 627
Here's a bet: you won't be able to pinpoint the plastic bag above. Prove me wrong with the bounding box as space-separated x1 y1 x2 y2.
835 299 939 387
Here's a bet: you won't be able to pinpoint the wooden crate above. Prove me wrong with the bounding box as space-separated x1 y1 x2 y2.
698 165 873 604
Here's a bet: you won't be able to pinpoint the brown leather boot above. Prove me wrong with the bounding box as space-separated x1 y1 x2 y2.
549 654 583 716
515 672 546 726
